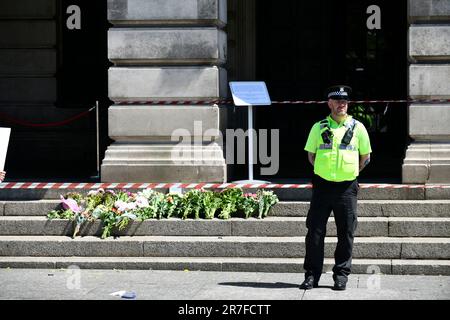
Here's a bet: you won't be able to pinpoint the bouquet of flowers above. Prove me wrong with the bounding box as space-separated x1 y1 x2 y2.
47 187 279 239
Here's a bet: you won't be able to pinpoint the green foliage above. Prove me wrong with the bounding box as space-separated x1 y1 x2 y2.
257 190 279 219
47 209 75 220
349 104 375 131
163 193 182 219
86 193 105 212
181 190 202 219
150 192 166 219
202 190 222 219
65 192 83 203
238 194 259 219
47 187 279 239
219 188 243 219
116 216 130 232
99 210 117 239
135 206 156 220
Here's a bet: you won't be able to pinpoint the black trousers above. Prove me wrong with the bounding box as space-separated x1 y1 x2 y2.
303 175 359 283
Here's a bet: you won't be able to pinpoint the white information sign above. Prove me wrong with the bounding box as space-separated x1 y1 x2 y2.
169 186 183 195
228 82 271 184
229 81 271 106
0 127 11 171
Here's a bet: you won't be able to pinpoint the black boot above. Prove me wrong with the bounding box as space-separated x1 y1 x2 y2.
333 279 347 291
299 276 319 290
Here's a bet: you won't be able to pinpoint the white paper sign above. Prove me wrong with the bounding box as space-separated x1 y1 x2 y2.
229 82 272 106
0 127 10 171
169 186 183 195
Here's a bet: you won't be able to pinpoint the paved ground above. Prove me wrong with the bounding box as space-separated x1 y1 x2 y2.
0 268 448 300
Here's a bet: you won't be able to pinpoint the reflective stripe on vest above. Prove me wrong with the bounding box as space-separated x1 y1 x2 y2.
339 144 357 151
319 144 333 150
319 119 329 130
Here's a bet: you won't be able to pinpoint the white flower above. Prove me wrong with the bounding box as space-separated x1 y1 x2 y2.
125 202 136 211
141 188 154 199
135 195 149 208
122 212 137 220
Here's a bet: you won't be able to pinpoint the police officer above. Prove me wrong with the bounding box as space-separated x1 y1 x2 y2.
300 85 372 291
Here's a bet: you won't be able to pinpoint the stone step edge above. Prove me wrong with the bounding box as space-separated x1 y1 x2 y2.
2 216 449 221
1 236 448 259
3 200 450 218
0 256 448 275
0 235 448 242
0 216 448 238
3 200 450 204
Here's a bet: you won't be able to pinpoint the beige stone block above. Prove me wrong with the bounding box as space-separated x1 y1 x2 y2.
108 28 226 65
108 66 227 102
108 0 227 26
108 105 221 142
409 65 450 99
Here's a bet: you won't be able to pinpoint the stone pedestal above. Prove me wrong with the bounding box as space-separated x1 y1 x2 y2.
403 0 450 183
102 0 228 182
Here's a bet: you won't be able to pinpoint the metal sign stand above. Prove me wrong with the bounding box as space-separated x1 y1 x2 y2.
90 100 100 181
229 82 272 184
232 104 270 184
96 100 100 178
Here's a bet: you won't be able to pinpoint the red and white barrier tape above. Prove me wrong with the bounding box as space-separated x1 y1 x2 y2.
0 182 449 190
116 99 450 106
0 107 95 128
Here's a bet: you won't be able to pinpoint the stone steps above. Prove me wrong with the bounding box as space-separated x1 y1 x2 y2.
0 256 448 275
0 216 449 237
2 200 450 217
0 236 449 259
0 195 448 275
272 201 450 217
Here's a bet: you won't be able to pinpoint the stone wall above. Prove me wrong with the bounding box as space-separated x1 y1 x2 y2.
102 0 228 182
403 0 450 183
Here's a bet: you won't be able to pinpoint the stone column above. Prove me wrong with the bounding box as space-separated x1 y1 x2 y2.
102 0 228 182
403 0 450 183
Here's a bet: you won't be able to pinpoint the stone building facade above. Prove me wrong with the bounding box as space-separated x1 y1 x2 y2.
103 0 450 183
403 0 450 183
0 0 449 184
103 0 228 182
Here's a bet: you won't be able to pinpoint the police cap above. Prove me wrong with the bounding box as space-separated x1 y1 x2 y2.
326 85 352 100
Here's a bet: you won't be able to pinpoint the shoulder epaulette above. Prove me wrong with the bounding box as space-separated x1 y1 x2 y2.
319 118 329 130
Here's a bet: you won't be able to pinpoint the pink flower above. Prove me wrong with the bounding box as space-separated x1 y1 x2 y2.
114 200 136 212
60 195 82 213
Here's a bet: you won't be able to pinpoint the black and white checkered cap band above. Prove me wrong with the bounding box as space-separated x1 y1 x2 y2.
328 91 349 98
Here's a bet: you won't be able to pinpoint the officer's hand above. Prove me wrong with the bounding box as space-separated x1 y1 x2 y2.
0 171 5 182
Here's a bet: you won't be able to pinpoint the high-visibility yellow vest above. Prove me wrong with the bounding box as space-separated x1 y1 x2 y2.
304 115 372 182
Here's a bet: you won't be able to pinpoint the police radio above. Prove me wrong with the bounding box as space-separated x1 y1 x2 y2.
341 119 357 146
321 128 333 144
319 119 333 144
